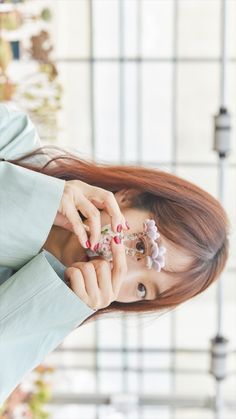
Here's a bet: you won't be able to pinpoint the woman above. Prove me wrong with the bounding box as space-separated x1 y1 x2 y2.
0 103 230 404
13 141 231 319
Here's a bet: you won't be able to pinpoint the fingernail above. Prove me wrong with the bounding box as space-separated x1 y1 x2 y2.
125 221 130 230
114 235 121 244
116 224 122 233
86 240 91 248
93 243 99 252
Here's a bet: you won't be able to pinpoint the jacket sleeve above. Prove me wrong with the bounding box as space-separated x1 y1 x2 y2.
0 103 66 269
0 103 42 160
0 104 97 405
0 250 96 405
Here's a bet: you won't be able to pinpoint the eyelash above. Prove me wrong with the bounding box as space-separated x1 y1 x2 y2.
136 238 147 255
137 282 147 299
136 238 148 299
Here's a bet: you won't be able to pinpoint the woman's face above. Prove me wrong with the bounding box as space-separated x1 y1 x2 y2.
88 189 193 303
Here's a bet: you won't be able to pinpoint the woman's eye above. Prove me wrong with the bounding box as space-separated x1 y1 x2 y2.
137 283 147 299
136 238 146 254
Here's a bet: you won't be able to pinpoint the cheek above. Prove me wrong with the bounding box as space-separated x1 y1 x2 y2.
115 277 137 303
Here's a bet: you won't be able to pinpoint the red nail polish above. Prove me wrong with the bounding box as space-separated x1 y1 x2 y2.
86 240 91 248
114 235 121 244
116 224 122 233
93 243 99 252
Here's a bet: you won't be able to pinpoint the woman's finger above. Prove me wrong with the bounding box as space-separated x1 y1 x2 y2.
110 237 128 296
62 200 90 248
64 267 89 305
72 193 102 250
91 192 127 234
70 262 102 309
69 259 116 308
78 263 100 301
93 259 114 305
54 210 90 234
82 239 127 298
66 247 126 309
56 179 129 253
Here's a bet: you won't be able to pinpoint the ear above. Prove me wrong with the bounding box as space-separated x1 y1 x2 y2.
114 188 140 208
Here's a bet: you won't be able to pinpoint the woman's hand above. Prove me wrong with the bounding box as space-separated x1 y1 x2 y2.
64 237 127 310
54 179 128 250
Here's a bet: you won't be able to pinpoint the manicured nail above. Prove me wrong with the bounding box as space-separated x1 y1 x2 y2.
86 240 91 248
114 235 121 244
116 224 122 233
125 221 130 230
93 243 99 252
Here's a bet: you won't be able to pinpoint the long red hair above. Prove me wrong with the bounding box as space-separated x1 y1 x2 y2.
7 145 230 326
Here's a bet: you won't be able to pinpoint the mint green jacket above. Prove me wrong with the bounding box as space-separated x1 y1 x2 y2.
0 104 96 405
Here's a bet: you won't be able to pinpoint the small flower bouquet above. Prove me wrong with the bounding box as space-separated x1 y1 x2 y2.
0 364 55 419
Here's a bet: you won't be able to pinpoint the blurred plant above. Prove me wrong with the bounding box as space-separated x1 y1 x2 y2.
0 10 22 30
0 37 12 73
14 28 63 140
29 30 58 80
40 8 52 23
0 1 25 4
0 37 16 101
0 74 16 100
14 63 63 141
0 365 55 419
0 5 63 140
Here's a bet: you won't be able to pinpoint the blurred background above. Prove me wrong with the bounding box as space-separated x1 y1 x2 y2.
0 0 235 418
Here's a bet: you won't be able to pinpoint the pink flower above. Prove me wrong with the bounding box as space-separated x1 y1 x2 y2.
144 219 166 271
150 243 159 259
145 219 160 240
103 235 111 243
